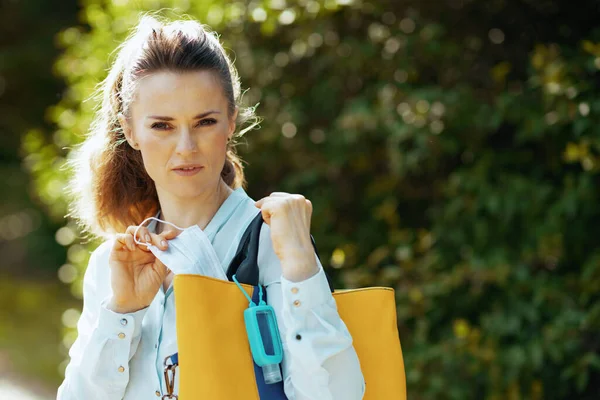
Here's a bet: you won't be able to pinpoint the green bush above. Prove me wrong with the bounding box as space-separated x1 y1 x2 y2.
24 1 600 398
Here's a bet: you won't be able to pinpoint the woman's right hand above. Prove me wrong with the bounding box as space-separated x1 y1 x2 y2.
107 224 181 313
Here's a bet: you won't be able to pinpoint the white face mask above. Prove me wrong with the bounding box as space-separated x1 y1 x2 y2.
133 217 227 280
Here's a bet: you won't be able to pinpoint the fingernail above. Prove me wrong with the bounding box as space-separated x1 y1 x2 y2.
145 234 151 242
161 240 167 247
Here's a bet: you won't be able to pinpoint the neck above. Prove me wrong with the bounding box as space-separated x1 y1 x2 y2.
155 179 233 234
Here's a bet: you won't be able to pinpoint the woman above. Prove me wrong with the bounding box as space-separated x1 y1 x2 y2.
57 14 364 400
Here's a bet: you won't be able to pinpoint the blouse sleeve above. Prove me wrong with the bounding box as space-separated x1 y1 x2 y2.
258 225 366 400
57 241 148 400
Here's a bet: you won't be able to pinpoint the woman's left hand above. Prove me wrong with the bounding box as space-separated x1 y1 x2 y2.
255 192 319 282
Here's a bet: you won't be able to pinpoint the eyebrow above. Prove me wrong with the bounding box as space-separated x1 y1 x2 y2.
146 110 221 121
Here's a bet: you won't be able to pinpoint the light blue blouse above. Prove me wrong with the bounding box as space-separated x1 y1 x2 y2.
57 187 365 399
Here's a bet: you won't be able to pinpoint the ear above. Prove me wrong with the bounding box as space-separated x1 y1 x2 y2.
227 106 238 141
118 112 137 149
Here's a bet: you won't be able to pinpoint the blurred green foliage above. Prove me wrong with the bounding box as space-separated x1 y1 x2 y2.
0 0 80 391
0 276 78 384
22 0 600 398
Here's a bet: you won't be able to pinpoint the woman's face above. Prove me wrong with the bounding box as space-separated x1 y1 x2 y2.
120 70 237 200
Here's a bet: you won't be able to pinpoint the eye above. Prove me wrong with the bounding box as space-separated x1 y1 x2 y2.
197 118 217 126
151 122 171 130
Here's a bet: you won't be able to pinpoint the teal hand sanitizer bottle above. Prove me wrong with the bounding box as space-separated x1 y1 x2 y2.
233 275 283 384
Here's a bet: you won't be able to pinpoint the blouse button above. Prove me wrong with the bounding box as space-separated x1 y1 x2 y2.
120 318 128 326
295 334 302 340
291 287 299 294
293 300 301 307
118 332 126 339
155 390 161 397
118 366 125 373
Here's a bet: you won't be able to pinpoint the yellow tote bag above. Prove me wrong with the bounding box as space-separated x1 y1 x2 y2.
173 214 406 399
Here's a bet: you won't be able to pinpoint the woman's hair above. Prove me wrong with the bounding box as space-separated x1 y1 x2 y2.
67 13 259 239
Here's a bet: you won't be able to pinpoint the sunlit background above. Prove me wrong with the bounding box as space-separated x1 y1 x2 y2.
1 0 600 399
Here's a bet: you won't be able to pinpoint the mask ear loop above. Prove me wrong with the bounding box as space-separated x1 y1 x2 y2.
133 217 186 247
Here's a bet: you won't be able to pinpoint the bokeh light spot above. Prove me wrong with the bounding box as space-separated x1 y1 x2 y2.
282 122 297 138
331 248 346 268
58 264 78 284
56 226 76 246
251 7 267 22
399 18 415 34
488 28 505 44
61 308 81 329
278 9 296 25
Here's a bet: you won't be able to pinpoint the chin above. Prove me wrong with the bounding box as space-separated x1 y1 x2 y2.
154 173 220 198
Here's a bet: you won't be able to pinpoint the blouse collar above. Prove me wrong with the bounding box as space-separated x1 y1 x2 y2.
147 186 248 241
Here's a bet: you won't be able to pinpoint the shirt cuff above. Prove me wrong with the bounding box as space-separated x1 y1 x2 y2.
280 265 334 315
97 297 148 340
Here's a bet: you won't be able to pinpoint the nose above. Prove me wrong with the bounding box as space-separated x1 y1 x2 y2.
175 128 198 156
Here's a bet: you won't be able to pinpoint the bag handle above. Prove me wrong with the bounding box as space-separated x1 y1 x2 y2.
226 212 334 292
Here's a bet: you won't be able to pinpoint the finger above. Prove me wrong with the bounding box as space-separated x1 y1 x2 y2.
255 196 279 208
113 235 154 258
256 193 305 206
139 227 152 244
126 225 150 244
257 195 292 213
123 226 154 252
114 233 130 252
258 207 272 225
156 228 182 249
305 199 313 227
124 233 136 252
160 228 181 240
255 192 290 207
150 232 170 250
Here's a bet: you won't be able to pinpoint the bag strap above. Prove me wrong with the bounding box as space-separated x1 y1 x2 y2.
226 212 334 292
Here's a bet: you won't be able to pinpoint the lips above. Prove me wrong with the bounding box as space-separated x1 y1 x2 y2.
172 164 204 176
175 166 200 171
173 164 203 170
